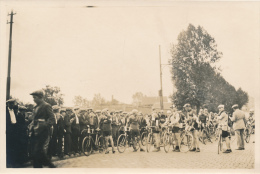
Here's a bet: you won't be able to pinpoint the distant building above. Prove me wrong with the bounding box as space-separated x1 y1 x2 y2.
152 102 172 111
141 96 168 107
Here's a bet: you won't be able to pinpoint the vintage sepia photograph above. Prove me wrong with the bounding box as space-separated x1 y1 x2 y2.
0 0 259 172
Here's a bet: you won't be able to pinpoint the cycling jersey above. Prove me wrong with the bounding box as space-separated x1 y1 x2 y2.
128 115 140 130
99 115 112 132
199 114 207 124
217 111 228 131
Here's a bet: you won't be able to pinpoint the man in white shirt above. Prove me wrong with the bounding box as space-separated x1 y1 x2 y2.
231 104 246 150
217 105 232 153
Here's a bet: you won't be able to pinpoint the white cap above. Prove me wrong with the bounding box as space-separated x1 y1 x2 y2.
218 105 224 109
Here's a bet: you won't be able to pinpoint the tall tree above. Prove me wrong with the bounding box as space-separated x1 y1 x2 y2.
42 85 64 106
170 24 222 111
170 24 248 112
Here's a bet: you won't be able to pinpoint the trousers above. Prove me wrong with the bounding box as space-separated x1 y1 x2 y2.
235 129 245 149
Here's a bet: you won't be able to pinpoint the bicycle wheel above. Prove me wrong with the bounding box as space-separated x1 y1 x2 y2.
133 137 140 151
163 133 171 153
117 134 127 153
82 137 92 156
180 132 193 152
245 129 250 143
146 133 153 153
141 132 147 146
98 136 106 153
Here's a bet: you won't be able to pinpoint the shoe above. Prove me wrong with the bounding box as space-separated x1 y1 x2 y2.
228 149 232 153
223 149 230 153
235 148 244 150
140 148 145 152
112 150 116 154
48 163 56 168
196 148 200 152
105 151 109 154
189 148 196 152
173 149 180 152
152 148 160 152
253 141 255 143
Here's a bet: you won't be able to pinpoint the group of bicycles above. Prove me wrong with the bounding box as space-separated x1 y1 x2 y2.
115 123 196 153
80 118 255 156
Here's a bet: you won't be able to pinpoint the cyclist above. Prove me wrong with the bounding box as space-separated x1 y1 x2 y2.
87 110 99 151
127 109 145 152
149 111 161 152
99 108 115 154
169 107 181 152
217 105 232 153
183 104 200 152
198 108 212 143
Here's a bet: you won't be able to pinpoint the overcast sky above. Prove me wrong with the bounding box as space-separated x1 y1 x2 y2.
1 1 259 106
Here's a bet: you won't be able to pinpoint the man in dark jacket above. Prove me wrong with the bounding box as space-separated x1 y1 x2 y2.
57 109 65 159
70 107 81 155
64 108 72 156
48 105 60 158
6 99 19 167
29 90 55 168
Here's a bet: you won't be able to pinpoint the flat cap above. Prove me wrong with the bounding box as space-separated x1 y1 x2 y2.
119 110 123 113
183 103 191 108
101 109 108 114
170 105 176 108
74 106 80 111
79 108 87 113
95 110 101 113
6 98 16 103
60 109 66 113
123 112 127 114
66 108 72 111
218 105 224 109
52 105 60 111
19 105 27 110
30 90 44 97
232 104 239 109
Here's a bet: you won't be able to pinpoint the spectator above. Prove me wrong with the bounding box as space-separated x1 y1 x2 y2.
16 106 29 165
70 107 81 156
64 108 72 156
57 109 66 159
29 90 55 168
6 99 19 167
231 104 246 150
48 105 60 158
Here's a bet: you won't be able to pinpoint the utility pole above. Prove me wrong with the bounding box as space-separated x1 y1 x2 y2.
6 10 16 100
159 45 164 110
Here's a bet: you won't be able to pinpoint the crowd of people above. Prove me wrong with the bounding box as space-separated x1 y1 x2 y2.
6 89 255 168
